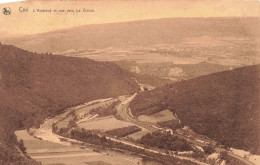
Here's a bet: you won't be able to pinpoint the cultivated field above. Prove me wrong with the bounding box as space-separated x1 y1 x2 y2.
127 128 152 140
15 127 144 165
138 109 176 124
78 116 134 131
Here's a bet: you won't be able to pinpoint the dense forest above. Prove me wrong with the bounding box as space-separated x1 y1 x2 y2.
106 126 141 137
130 65 260 154
140 131 193 152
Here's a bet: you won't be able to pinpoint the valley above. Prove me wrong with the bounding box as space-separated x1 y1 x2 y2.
15 77 259 165
0 17 259 165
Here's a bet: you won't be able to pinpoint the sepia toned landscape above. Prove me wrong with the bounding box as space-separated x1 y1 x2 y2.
0 1 260 165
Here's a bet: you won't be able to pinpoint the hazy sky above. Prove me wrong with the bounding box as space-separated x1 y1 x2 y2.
0 0 259 37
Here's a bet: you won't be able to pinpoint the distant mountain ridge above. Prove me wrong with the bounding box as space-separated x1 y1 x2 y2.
0 44 139 164
130 64 260 154
2 17 259 53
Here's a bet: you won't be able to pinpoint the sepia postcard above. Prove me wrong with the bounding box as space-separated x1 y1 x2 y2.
0 0 259 165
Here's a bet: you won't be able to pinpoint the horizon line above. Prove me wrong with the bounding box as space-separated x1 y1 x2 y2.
2 16 259 39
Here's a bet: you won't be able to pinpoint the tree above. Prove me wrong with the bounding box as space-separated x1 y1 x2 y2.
52 123 58 133
18 140 27 154
220 151 228 160
68 120 77 128
203 145 215 155
73 115 78 121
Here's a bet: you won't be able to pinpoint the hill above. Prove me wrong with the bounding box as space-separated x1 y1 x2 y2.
0 44 139 164
3 17 258 81
114 60 234 82
2 17 259 54
130 65 260 154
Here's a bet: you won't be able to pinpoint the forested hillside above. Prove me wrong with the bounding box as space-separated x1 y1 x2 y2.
0 44 139 164
130 65 260 154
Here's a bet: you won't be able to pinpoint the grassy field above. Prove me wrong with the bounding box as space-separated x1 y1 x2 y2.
127 128 152 140
138 109 176 124
78 116 134 131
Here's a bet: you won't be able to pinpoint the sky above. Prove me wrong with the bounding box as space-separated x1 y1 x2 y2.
0 0 259 37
